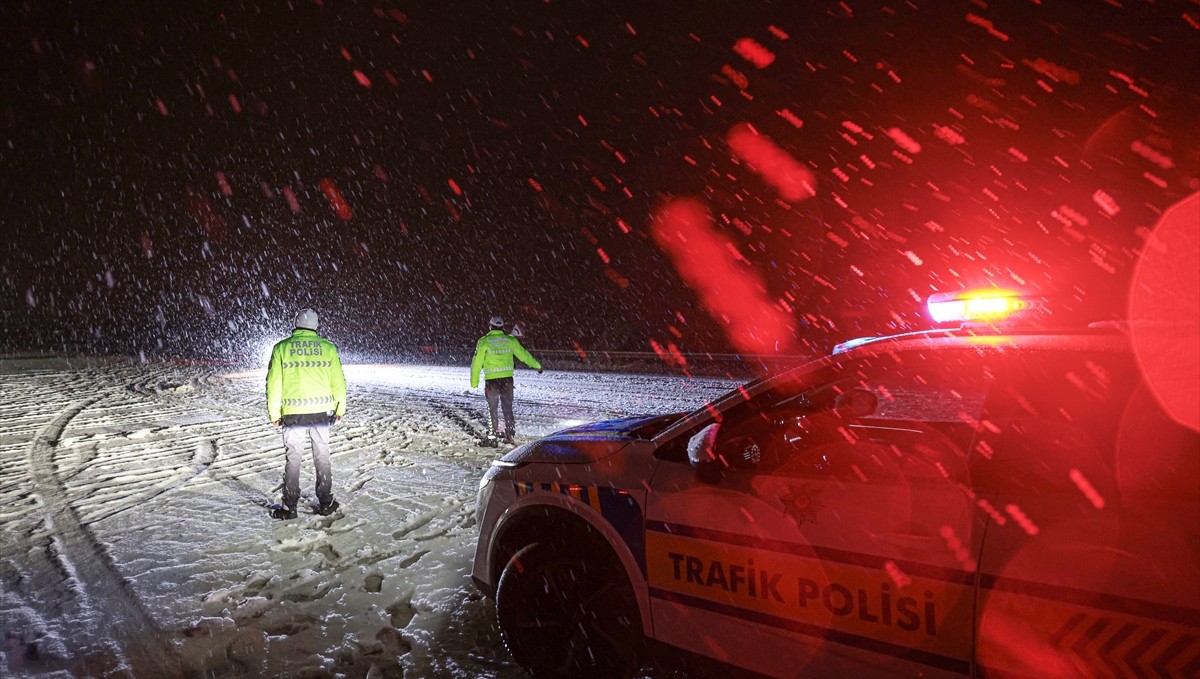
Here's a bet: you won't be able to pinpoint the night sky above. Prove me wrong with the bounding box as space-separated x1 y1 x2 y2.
2 1 1197 362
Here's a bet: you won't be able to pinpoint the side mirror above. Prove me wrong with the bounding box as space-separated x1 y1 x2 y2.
835 388 878 418
688 423 725 484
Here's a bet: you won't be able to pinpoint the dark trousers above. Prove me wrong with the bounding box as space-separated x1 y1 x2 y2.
485 377 515 434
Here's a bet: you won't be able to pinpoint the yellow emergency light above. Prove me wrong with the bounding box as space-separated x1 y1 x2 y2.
927 289 1036 324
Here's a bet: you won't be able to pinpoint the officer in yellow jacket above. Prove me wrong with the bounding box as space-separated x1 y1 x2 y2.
266 308 347 519
471 316 542 445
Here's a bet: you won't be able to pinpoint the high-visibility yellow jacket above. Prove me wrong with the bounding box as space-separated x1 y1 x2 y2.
266 329 347 422
471 330 541 388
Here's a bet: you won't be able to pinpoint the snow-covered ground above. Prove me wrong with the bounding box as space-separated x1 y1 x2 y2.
0 357 735 678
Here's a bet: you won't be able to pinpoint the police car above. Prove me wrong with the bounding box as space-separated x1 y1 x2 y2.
472 290 1200 679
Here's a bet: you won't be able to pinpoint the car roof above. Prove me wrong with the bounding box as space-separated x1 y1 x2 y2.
832 325 1133 356
653 325 1134 445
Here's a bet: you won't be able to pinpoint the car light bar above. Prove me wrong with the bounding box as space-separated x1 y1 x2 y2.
927 289 1038 324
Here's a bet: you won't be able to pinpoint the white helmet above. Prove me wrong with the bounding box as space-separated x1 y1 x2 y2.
295 308 319 330
489 316 505 328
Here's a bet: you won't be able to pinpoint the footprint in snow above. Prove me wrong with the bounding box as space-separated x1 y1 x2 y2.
384 598 416 628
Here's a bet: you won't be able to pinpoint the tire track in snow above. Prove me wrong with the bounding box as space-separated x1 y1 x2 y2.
55 367 273 520
26 396 180 676
82 437 220 524
430 401 490 440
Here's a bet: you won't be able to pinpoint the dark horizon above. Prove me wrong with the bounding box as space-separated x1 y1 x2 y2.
3 1 1197 363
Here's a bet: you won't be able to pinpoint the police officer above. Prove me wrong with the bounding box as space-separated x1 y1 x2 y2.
266 308 347 519
471 316 542 445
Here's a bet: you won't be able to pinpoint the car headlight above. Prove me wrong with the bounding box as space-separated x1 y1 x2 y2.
479 458 520 490
479 465 500 491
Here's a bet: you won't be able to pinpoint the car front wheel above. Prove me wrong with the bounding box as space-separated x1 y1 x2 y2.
496 541 643 679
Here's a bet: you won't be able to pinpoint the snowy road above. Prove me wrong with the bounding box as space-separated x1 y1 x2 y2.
0 358 734 678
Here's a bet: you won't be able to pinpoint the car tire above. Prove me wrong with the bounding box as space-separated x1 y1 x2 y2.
495 541 643 679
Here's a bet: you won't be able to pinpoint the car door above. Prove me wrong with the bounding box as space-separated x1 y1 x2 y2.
645 347 993 678
970 347 1200 678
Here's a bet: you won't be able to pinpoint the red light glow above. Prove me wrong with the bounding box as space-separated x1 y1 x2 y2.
1127 192 1200 431
215 171 232 197
727 124 816 203
282 185 301 214
184 188 226 242
318 178 354 221
651 198 794 356
733 37 775 68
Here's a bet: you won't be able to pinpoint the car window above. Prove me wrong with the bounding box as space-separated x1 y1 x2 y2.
716 348 995 483
969 348 1140 500
653 360 831 462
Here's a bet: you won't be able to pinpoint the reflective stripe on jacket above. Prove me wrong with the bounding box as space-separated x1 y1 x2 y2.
470 330 541 388
266 329 347 421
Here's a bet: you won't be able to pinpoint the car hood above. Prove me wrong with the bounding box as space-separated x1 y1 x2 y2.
498 413 679 465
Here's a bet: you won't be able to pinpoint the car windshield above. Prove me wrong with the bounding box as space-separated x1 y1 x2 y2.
654 355 833 446
654 340 1004 457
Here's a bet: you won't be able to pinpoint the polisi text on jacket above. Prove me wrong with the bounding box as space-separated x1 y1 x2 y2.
289 340 324 357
